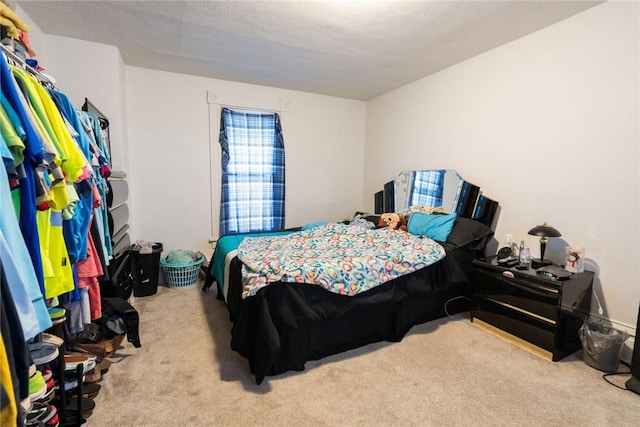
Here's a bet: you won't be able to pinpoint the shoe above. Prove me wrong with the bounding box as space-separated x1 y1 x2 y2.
47 307 65 320
40 404 59 427
36 386 55 404
41 333 63 347
26 402 59 427
83 368 101 383
96 357 112 375
21 397 32 413
73 323 104 344
28 333 64 351
25 401 50 423
64 354 96 377
50 317 65 326
65 395 95 417
43 373 55 394
82 382 101 399
28 371 47 402
30 346 59 365
73 342 107 361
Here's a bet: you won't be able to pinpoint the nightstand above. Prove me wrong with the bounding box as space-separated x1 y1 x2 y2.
470 257 594 361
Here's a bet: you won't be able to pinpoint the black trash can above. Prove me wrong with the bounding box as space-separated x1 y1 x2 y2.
129 243 163 297
579 318 629 372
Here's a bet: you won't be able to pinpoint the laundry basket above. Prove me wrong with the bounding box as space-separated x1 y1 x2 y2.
160 252 206 288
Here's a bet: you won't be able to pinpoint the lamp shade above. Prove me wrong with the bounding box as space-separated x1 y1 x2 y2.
528 223 561 238
528 223 561 268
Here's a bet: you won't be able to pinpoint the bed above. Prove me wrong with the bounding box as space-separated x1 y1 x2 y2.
204 213 495 385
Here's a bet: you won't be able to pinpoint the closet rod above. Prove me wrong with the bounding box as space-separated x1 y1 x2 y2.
0 43 56 87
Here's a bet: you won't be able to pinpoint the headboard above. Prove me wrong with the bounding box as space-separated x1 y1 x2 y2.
375 169 499 229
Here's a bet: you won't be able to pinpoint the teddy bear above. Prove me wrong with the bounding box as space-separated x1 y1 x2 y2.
378 213 407 231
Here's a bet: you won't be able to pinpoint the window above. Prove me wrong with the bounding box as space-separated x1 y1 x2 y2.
409 169 445 208
218 108 285 235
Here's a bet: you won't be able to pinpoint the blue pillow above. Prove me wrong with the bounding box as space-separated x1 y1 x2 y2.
302 221 328 231
407 212 457 241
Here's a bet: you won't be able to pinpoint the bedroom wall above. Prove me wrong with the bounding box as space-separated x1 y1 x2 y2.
364 1 639 346
36 35 130 174
124 67 366 255
16 1 636 352
19 16 365 257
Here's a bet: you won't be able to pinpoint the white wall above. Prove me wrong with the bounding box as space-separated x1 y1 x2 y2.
16 6 129 172
32 32 366 258
17 0 637 351
125 67 366 255
40 35 129 173
15 3 46 65
365 1 639 343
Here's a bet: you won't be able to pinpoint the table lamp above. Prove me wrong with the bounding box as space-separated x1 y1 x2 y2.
528 223 561 269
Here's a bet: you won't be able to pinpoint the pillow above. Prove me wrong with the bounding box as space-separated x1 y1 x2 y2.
446 217 494 250
407 212 457 241
302 221 328 231
352 212 382 228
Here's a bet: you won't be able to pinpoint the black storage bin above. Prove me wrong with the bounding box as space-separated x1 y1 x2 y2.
129 243 163 297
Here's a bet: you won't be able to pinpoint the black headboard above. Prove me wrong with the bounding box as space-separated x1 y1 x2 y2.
376 169 499 228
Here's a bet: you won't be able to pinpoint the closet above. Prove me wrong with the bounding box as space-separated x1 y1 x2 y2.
0 24 121 426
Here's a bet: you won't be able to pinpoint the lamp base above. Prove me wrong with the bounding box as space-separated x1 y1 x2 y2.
531 258 552 269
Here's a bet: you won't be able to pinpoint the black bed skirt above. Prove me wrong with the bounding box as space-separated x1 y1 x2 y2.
216 244 474 384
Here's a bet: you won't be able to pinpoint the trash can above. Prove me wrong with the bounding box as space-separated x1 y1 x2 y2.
129 242 163 297
579 318 629 372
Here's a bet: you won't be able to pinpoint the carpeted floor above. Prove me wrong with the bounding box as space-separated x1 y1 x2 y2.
88 281 639 426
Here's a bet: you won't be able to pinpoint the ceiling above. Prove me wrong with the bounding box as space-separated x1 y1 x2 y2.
18 1 603 100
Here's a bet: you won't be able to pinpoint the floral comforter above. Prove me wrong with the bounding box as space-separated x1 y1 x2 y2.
238 223 445 298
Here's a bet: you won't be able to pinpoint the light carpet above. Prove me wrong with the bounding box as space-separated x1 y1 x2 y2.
88 282 639 426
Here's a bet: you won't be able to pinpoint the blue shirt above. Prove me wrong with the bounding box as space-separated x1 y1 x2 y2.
0 157 52 338
1 52 46 293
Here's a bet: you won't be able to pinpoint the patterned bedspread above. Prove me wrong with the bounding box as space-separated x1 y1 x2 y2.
238 223 445 298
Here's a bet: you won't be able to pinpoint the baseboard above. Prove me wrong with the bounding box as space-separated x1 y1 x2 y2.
471 318 553 361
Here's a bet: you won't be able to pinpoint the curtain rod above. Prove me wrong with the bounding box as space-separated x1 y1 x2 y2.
220 104 282 114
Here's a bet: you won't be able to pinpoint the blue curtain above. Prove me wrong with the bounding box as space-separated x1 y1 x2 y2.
409 170 445 208
219 108 285 235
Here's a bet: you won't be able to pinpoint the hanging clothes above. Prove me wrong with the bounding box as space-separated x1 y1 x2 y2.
1 47 114 342
8 64 84 299
0 51 46 295
0 156 51 337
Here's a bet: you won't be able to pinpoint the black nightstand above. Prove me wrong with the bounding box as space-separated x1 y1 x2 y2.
470 257 594 361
